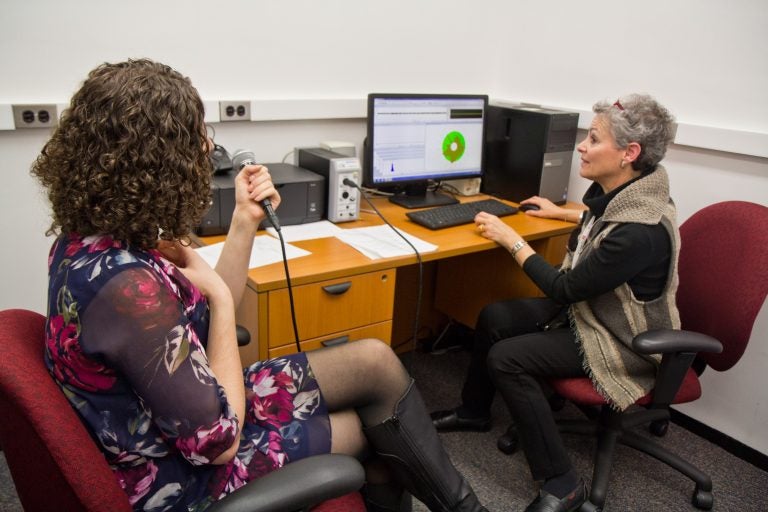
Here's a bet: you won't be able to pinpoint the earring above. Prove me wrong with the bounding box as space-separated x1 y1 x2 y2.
620 160 626 169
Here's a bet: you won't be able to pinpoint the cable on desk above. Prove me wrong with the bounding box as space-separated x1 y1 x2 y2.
436 181 461 197
345 178 424 375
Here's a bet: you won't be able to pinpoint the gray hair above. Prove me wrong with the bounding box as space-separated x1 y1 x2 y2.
593 93 676 173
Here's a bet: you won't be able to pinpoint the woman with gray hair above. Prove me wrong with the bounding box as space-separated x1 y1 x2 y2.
430 94 677 512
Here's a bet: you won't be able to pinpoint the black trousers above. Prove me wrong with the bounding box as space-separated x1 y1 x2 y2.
460 297 586 480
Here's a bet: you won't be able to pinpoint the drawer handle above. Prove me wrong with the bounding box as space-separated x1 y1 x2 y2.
322 282 352 295
322 335 350 347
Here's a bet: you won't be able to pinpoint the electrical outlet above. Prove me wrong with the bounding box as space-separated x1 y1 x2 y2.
12 104 58 129
219 101 251 122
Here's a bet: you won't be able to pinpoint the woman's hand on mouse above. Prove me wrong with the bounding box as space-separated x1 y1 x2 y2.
520 196 578 222
520 196 557 217
520 196 573 220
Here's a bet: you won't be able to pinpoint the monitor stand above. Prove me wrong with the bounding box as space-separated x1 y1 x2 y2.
388 185 459 209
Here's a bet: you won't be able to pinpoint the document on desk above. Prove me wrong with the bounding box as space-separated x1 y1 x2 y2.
335 225 437 259
195 235 311 269
265 220 344 242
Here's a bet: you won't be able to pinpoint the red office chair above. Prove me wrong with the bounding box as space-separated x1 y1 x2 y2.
544 201 768 511
0 308 365 512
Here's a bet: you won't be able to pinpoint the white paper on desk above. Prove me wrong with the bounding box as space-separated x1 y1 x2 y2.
195 235 311 269
265 220 344 242
336 225 437 259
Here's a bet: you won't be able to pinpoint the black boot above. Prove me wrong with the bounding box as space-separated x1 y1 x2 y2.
363 380 488 512
363 481 413 512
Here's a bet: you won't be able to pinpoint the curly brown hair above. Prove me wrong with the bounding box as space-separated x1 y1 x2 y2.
31 58 212 249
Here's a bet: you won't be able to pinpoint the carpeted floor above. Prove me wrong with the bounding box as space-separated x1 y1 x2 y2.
404 348 767 512
2 347 766 511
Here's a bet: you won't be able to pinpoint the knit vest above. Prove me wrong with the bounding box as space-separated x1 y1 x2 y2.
561 166 681 411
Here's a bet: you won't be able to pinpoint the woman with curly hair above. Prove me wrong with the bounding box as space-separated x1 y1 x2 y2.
33 59 487 512
430 94 678 512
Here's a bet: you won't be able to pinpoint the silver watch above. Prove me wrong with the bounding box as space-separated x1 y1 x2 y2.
511 239 528 256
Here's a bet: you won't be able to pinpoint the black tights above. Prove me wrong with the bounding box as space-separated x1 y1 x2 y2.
305 338 412 465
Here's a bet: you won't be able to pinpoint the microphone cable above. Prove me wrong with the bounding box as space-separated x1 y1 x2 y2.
271 222 302 354
343 178 423 374
232 149 302 353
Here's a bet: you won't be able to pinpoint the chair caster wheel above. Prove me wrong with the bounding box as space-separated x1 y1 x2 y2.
649 419 669 437
692 486 714 510
497 425 518 455
579 501 601 512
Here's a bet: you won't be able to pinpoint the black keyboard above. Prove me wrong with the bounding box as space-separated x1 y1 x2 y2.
406 198 519 230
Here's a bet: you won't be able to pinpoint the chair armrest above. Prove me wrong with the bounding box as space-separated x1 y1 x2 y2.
632 328 723 356
207 454 365 512
632 329 722 407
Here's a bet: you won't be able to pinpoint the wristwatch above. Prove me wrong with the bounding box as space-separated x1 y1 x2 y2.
511 239 528 257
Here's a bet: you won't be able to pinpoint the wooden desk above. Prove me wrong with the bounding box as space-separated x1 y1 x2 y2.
197 195 577 365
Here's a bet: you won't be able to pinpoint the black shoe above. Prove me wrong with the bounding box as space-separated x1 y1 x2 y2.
430 409 491 432
524 480 587 512
497 424 518 455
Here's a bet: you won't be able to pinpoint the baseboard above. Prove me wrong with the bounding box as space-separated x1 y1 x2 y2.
670 409 768 472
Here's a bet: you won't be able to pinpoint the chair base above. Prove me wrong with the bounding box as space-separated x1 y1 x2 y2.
557 406 713 511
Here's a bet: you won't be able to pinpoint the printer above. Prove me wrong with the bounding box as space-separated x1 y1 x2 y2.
196 163 326 236
197 173 236 236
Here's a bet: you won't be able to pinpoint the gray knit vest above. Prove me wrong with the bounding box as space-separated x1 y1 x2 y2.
561 166 681 410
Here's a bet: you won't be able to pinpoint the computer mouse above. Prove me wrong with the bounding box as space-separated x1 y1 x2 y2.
519 203 541 212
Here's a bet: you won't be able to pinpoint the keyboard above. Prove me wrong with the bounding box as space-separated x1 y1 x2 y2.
406 198 519 230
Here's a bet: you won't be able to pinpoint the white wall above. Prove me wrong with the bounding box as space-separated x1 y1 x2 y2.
1 0 767 454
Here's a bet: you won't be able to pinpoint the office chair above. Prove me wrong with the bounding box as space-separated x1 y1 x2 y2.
498 201 768 511
0 308 366 512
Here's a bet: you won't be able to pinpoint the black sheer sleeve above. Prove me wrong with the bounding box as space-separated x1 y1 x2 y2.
80 266 239 465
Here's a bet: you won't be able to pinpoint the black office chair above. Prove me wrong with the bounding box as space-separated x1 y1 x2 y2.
498 201 768 511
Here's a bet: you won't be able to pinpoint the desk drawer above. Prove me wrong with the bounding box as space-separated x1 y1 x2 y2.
267 321 392 358
267 269 396 347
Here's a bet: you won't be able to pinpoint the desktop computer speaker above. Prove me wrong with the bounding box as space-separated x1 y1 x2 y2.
297 147 361 223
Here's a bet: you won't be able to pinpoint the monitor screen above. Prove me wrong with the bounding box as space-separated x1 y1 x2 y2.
364 93 488 208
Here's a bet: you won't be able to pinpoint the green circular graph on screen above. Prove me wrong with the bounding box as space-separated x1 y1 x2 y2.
442 131 466 163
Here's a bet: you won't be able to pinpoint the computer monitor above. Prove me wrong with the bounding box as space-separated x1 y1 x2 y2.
363 93 488 208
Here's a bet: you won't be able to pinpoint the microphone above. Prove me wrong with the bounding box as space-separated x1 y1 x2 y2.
231 149 281 231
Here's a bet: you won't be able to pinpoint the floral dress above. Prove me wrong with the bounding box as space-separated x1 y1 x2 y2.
44 234 331 511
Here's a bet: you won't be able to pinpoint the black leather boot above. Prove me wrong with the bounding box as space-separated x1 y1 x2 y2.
363 380 488 512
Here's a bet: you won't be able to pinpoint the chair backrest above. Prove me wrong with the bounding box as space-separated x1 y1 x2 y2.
676 201 768 371
0 309 132 512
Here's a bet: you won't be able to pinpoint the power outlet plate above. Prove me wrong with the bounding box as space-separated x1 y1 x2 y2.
219 101 251 122
12 104 58 129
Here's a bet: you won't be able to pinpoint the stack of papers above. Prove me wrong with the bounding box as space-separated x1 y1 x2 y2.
335 225 437 259
265 221 344 242
268 221 437 259
199 221 437 268
196 235 311 269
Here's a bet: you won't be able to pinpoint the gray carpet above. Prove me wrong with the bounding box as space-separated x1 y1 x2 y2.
1 348 766 511
404 348 767 512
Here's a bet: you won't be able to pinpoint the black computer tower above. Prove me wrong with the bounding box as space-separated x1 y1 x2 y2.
482 104 579 204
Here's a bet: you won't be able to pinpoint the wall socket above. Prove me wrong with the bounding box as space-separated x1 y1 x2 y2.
219 101 251 122
12 104 58 129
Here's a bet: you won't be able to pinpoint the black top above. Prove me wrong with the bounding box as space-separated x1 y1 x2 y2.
523 177 671 304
